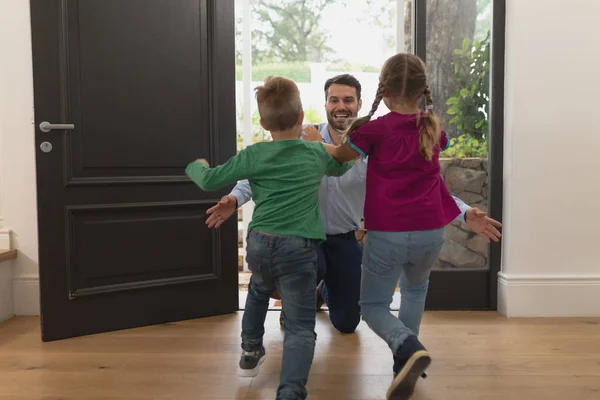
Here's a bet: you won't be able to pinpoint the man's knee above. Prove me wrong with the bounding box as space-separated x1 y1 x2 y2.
330 312 361 334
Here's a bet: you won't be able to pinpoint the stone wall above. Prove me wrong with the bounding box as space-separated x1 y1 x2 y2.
438 158 489 269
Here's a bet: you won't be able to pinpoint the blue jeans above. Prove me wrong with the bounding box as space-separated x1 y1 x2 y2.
317 232 362 333
360 229 444 354
242 230 318 400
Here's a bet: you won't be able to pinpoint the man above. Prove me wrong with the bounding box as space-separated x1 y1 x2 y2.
205 74 501 334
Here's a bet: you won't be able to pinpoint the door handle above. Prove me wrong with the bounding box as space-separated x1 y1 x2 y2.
39 121 75 133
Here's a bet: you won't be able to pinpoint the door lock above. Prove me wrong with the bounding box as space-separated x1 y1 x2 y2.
40 142 53 153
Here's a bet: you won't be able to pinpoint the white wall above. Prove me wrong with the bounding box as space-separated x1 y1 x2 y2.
0 65 10 321
0 81 13 322
499 0 600 316
0 0 40 316
0 110 3 229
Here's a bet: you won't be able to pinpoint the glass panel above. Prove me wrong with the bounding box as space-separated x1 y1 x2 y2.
426 0 492 270
234 0 413 273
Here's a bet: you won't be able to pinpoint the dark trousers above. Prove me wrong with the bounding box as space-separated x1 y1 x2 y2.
317 231 363 333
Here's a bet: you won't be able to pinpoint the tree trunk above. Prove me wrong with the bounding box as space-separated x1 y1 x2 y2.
426 0 478 136
404 0 413 53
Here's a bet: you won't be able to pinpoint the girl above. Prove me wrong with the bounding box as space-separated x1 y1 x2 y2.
323 53 460 399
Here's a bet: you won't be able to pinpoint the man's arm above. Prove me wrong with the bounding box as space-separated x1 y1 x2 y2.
452 195 503 242
230 179 253 208
204 179 253 229
452 195 471 223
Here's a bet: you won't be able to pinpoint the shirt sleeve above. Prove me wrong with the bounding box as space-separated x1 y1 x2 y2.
346 120 378 158
452 195 471 223
230 180 252 207
185 148 253 191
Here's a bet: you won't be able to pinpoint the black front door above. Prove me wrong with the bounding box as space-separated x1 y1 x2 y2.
30 0 238 341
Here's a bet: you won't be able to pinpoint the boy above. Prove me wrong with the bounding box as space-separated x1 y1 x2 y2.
185 76 352 400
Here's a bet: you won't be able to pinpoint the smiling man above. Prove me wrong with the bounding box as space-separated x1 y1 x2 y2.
203 74 501 334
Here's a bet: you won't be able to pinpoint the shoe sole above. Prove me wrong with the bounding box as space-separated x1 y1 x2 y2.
386 350 431 400
238 354 266 378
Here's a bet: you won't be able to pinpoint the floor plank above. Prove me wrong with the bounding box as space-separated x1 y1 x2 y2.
1 312 599 399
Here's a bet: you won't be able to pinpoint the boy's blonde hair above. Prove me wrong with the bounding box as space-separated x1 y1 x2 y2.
255 76 303 131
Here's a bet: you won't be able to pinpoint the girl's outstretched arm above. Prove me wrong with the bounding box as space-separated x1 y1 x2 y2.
323 142 360 163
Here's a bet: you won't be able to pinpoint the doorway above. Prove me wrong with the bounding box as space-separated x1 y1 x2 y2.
234 0 504 310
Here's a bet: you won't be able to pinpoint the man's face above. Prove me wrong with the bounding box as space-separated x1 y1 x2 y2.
325 84 362 131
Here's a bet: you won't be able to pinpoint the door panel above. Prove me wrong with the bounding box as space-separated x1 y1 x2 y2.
67 1 210 182
31 0 237 341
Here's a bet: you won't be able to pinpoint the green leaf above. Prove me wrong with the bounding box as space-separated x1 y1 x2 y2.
447 105 460 115
446 31 491 144
462 37 471 53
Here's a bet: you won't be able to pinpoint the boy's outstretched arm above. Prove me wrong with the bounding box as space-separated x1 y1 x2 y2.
186 148 252 191
325 153 353 177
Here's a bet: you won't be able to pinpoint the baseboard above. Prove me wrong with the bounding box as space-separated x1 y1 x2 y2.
498 272 600 317
13 274 40 316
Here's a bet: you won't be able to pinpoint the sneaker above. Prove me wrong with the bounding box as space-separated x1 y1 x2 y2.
238 346 266 377
387 335 431 399
393 363 427 379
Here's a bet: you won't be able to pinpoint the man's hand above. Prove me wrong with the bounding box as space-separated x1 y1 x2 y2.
465 207 502 243
301 125 322 142
205 195 237 228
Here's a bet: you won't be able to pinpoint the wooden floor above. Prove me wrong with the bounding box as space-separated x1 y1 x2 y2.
1 312 600 400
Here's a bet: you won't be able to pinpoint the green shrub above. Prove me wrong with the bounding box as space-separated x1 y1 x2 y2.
446 31 490 142
444 134 488 158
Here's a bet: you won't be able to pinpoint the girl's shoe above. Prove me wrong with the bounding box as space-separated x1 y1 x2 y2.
387 335 431 399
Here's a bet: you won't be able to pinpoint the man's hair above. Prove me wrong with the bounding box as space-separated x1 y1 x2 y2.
323 74 362 100
255 76 302 131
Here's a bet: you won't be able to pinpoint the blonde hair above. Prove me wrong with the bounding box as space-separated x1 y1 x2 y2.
344 53 440 161
255 76 303 131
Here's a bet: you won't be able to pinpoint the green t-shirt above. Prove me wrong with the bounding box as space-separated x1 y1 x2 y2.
186 139 352 242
